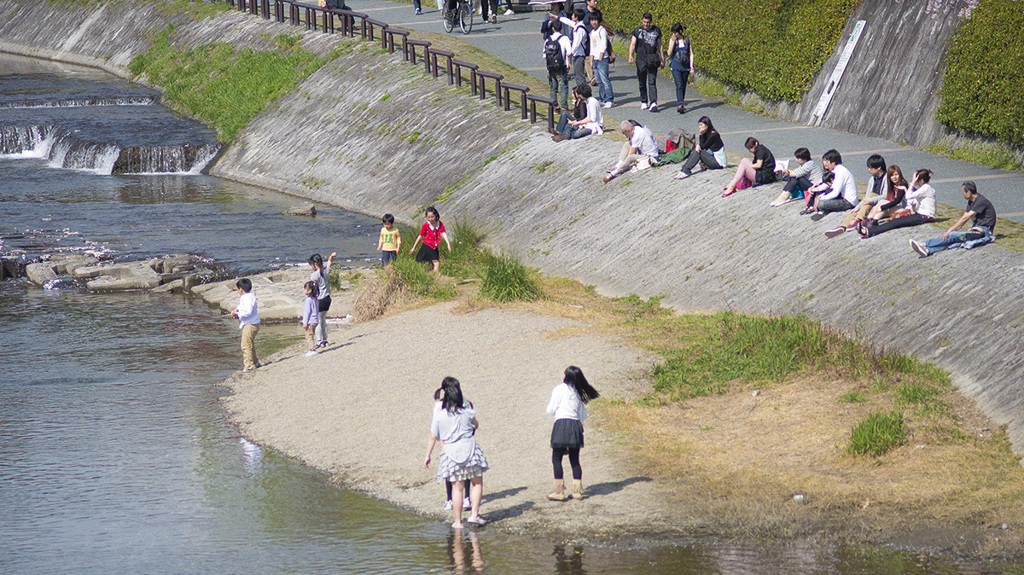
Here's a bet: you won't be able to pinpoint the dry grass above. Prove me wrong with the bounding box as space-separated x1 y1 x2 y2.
352 265 412 322
598 374 1024 549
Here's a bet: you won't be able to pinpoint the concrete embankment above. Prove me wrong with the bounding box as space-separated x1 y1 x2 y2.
3 0 1024 457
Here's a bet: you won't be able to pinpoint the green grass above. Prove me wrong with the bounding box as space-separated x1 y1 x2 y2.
481 252 540 303
924 137 1021 171
847 410 906 456
128 25 327 142
630 312 948 403
838 391 868 404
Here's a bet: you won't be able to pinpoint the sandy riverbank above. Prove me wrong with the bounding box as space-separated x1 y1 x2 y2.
221 300 678 543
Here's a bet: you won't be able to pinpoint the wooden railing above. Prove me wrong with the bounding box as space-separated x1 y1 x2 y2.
223 0 555 124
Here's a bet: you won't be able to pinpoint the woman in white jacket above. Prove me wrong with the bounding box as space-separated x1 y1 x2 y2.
545 366 600 501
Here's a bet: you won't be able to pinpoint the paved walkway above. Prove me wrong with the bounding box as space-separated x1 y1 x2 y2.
352 0 1024 222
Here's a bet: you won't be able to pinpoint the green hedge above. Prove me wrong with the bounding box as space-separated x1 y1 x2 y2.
601 0 858 102
936 0 1024 149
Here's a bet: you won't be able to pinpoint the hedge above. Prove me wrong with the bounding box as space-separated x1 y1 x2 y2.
601 0 859 102
936 0 1024 149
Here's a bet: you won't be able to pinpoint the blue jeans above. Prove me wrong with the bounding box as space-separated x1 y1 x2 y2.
818 198 854 214
923 225 994 254
671 68 689 107
548 69 569 110
381 250 397 267
593 58 612 104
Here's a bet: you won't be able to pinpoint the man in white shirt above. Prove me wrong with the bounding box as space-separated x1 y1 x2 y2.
811 149 858 221
602 121 659 182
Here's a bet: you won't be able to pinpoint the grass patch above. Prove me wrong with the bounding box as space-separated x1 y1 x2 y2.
847 410 906 456
925 137 1021 171
480 252 539 303
839 391 868 404
128 25 326 142
353 219 540 319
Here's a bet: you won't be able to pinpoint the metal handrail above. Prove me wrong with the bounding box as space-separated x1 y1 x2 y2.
223 0 551 128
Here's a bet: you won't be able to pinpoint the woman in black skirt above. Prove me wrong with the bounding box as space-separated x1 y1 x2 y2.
545 366 600 501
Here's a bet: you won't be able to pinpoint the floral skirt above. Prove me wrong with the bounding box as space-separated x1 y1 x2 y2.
436 443 490 483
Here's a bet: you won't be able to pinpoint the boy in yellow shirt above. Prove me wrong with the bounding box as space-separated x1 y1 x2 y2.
377 213 401 267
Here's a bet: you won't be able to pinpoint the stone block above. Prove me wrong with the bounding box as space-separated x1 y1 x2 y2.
26 262 57 286
86 262 162 291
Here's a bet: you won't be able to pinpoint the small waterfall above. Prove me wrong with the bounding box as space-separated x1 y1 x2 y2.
0 125 50 156
0 96 157 109
112 143 221 175
2 124 220 174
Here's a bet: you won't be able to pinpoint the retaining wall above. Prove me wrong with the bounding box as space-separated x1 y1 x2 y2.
776 0 962 148
3 0 1023 456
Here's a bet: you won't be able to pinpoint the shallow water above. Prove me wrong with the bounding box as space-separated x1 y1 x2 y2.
1 52 1020 574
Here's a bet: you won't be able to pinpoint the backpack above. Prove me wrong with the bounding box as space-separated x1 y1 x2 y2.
545 36 566 72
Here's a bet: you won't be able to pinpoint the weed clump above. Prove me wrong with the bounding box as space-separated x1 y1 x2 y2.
847 410 906 456
481 252 539 302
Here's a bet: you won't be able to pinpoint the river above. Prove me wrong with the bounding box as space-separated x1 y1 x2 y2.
1 52 1019 574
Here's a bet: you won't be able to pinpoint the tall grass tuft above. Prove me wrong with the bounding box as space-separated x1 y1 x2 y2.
481 251 540 303
352 266 408 322
847 411 906 456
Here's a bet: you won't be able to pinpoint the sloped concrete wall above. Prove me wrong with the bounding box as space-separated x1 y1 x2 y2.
777 0 962 147
3 0 1024 457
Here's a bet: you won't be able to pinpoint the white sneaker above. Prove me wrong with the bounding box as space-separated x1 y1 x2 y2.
304 350 318 357
463 496 471 509
910 239 930 257
639 102 649 110
649 101 658 112
504 8 514 14
602 101 613 108
444 500 453 510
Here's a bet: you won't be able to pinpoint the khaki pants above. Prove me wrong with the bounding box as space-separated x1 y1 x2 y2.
241 323 260 370
585 55 594 84
304 324 317 351
840 193 878 228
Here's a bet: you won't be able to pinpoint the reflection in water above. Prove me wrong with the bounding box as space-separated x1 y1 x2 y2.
449 530 486 574
553 544 585 575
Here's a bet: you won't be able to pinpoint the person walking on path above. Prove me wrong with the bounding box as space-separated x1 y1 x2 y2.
377 213 401 268
425 376 489 529
546 366 600 501
666 22 693 114
409 206 453 274
309 252 336 348
301 281 320 357
628 12 665 112
910 181 996 257
230 278 261 372
544 19 573 111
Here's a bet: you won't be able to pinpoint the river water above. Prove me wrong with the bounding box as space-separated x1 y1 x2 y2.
1 53 1019 574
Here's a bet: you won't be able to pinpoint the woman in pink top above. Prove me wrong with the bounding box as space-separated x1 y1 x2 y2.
409 206 452 274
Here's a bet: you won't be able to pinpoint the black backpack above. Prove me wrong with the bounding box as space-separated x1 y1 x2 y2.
544 36 566 72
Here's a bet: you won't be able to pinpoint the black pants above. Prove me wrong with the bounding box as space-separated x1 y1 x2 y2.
866 214 932 237
445 479 471 501
636 62 659 104
552 447 582 480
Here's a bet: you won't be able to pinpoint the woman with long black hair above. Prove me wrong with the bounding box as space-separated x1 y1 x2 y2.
546 366 600 501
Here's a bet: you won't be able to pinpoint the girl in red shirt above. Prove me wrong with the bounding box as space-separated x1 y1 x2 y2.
409 206 452 274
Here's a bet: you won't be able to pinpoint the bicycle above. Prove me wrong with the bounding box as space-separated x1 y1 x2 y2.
442 0 472 34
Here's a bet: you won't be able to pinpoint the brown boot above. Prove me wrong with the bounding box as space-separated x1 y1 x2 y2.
571 479 584 500
547 479 567 501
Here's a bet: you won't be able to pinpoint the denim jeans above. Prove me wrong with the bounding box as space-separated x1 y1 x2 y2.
782 175 811 198
555 110 576 134
592 58 612 104
679 149 722 174
671 68 689 107
548 69 569 110
923 225 994 254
